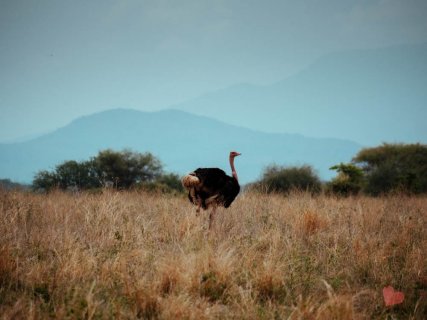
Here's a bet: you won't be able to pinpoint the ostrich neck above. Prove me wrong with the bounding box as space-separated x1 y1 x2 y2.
229 156 239 182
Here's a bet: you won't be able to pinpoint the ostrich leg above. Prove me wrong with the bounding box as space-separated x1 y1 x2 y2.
208 206 217 230
196 198 202 215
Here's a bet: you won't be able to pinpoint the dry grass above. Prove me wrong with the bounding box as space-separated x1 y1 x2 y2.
0 189 426 319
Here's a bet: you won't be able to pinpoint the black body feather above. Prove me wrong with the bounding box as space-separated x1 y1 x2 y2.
189 168 240 209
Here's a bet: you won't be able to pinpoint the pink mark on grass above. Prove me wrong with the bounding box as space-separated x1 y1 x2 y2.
383 286 404 307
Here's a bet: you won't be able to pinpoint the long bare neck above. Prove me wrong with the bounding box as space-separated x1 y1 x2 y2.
229 156 239 182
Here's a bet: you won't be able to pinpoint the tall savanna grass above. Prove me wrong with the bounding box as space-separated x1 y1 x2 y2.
0 189 426 319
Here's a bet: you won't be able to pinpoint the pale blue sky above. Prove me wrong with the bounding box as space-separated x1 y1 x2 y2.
1 0 427 142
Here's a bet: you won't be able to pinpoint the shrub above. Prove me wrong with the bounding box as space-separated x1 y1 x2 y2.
0 179 29 191
156 173 184 193
255 165 321 194
327 163 364 196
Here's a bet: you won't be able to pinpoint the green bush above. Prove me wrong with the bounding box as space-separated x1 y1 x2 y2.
32 149 180 193
33 171 59 192
327 163 364 196
93 149 162 188
255 165 321 194
135 173 184 195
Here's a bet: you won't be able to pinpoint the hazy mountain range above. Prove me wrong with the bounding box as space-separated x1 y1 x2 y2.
2 44 426 185
0 109 361 184
174 43 427 145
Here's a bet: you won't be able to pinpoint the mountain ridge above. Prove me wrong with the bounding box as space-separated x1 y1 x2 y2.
0 109 361 184
174 43 427 145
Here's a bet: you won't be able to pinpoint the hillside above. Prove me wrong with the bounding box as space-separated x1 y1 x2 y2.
175 44 427 145
0 109 360 184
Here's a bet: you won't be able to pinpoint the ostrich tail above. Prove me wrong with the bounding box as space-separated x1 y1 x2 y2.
181 173 200 189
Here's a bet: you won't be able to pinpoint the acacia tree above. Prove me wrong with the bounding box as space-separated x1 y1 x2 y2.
353 143 427 195
93 149 162 188
32 149 164 191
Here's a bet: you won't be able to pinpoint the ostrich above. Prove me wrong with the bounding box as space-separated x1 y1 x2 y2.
181 151 241 229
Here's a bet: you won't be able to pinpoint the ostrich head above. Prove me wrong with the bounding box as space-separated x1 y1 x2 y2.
229 151 241 182
230 151 242 158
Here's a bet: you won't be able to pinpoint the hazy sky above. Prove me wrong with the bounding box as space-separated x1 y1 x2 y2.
1 0 427 142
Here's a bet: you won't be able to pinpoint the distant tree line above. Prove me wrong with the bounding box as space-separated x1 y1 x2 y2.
32 149 183 193
253 143 427 196
26 143 427 196
0 179 29 191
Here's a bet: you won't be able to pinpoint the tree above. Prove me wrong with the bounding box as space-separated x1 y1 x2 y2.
328 163 364 196
353 143 427 195
256 164 321 194
32 149 166 191
54 160 100 189
33 171 59 192
93 149 162 188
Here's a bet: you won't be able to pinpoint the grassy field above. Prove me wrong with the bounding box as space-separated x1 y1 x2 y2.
0 189 426 319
